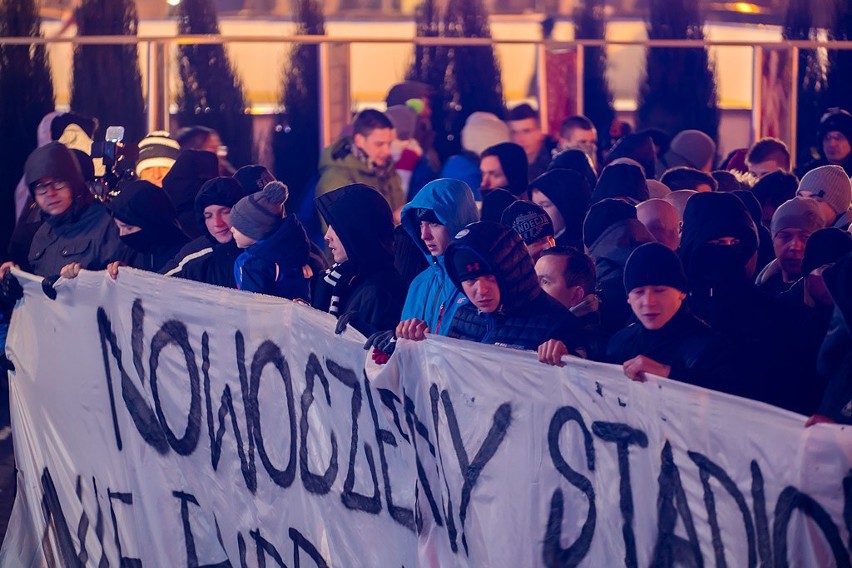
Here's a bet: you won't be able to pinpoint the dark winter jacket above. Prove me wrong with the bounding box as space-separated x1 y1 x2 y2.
109 180 190 273
23 142 127 276
316 138 405 213
606 306 742 393
444 222 587 353
399 179 479 334
161 150 219 239
587 219 654 338
166 240 240 288
234 215 311 301
313 184 405 335
816 252 852 423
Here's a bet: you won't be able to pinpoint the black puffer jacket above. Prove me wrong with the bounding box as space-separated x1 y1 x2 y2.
606 306 743 393
444 222 586 353
313 184 405 336
23 142 127 276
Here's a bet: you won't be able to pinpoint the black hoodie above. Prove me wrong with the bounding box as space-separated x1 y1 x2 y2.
481 142 529 197
313 184 405 335
110 180 190 272
529 168 591 249
444 221 586 353
161 150 219 239
21 142 126 276
816 252 852 422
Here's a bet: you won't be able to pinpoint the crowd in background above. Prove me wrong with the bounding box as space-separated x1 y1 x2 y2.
2 81 852 431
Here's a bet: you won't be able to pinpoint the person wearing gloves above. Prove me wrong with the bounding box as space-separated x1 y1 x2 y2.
230 181 312 301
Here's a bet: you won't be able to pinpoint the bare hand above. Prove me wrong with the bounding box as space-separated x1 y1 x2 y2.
538 339 569 367
395 318 430 341
622 355 671 382
60 262 83 280
106 261 124 280
0 262 18 280
805 414 835 428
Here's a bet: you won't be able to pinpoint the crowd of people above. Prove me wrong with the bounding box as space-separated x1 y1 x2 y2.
2 84 852 429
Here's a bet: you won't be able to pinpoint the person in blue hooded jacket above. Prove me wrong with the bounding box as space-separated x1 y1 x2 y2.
397 178 479 335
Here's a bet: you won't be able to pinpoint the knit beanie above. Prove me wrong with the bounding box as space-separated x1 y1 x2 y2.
548 149 598 190
481 142 529 196
449 246 493 283
664 129 716 170
818 109 852 143
385 105 417 141
461 112 511 156
801 228 852 275
604 133 656 179
592 162 649 204
480 188 518 223
194 177 247 232
233 165 276 195
796 165 852 216
583 198 637 248
501 201 554 244
624 242 688 293
230 181 289 241
385 80 430 108
135 131 180 175
770 197 826 238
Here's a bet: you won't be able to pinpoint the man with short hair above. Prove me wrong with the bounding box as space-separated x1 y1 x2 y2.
796 164 852 230
746 137 791 178
558 115 598 167
317 109 405 217
660 166 717 193
507 103 556 180
636 198 680 251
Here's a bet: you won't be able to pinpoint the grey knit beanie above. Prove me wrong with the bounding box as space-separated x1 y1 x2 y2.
230 181 289 241
796 165 852 216
770 197 825 238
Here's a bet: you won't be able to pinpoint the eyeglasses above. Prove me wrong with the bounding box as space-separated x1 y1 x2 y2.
33 179 70 197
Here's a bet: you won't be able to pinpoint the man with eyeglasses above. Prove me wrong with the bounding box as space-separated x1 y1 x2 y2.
1 142 126 280
796 108 852 179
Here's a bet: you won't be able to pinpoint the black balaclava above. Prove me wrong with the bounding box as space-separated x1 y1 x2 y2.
110 180 187 253
680 191 758 286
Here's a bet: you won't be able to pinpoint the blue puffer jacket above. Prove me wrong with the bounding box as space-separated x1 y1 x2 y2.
399 178 479 335
234 215 311 301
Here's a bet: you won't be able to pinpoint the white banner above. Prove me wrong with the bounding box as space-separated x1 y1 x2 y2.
2 268 851 567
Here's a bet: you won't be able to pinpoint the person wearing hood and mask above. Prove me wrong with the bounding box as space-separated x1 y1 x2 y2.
230 181 312 301
108 180 190 273
591 162 650 205
161 149 219 239
583 198 655 338
1 142 126 280
479 142 529 198
679 191 808 411
163 176 247 287
313 183 405 336
424 222 587 358
548 148 598 191
529 169 592 250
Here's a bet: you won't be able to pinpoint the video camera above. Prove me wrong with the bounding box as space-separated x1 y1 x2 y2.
90 125 135 202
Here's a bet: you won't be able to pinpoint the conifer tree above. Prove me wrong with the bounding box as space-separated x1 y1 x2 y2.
71 0 145 146
575 0 615 154
0 0 55 252
176 0 253 167
272 0 324 208
636 0 719 142
783 0 825 166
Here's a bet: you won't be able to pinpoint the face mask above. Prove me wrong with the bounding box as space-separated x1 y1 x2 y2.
688 243 751 284
120 231 155 253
